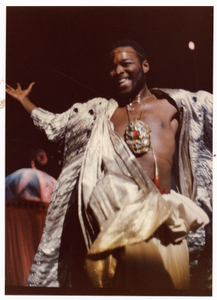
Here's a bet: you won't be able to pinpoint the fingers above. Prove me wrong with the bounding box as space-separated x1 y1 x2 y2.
5 83 14 95
6 83 11 89
6 83 14 91
6 82 35 92
5 83 20 94
28 82 35 90
17 83 21 90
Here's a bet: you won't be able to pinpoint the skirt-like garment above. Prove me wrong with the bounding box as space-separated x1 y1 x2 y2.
85 190 209 290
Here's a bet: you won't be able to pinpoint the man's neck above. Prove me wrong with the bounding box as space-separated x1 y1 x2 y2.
114 85 150 107
129 85 149 104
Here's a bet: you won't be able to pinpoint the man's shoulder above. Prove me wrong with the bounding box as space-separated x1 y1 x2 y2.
68 97 108 111
151 88 212 110
69 97 118 117
86 97 109 107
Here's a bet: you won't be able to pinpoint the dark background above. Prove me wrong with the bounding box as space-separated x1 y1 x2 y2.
6 6 213 178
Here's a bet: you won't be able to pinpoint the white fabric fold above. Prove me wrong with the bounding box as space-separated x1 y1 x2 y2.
163 190 209 243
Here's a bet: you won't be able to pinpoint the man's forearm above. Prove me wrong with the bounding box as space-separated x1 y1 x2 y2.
20 97 37 114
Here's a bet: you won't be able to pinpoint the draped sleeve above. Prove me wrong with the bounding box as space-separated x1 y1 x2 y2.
30 107 71 142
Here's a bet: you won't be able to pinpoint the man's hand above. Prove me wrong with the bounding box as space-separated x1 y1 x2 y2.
6 82 37 114
6 82 35 104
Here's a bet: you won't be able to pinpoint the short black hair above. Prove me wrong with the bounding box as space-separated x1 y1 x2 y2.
110 39 147 63
30 149 45 160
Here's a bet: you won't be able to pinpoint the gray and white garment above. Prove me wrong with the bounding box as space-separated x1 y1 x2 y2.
26 88 212 288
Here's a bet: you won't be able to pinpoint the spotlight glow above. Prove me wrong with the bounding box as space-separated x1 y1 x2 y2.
188 41 195 50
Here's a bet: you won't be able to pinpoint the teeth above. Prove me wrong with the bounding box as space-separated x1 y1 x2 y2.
119 78 127 83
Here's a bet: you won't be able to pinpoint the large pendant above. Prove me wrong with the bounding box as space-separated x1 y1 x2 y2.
124 119 151 154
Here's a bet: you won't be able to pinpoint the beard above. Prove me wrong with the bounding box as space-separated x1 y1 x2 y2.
110 74 146 107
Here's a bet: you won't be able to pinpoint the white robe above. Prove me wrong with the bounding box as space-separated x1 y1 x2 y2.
79 100 209 289
26 89 212 288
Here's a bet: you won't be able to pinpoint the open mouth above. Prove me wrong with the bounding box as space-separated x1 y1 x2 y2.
118 77 130 87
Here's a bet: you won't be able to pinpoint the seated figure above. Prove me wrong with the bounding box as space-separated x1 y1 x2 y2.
6 149 56 203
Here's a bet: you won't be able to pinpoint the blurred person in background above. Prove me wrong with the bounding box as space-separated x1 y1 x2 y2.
6 149 56 203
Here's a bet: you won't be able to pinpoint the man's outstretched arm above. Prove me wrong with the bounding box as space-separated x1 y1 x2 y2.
6 82 37 114
6 81 72 142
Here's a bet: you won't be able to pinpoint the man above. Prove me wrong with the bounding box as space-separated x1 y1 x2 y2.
5 149 56 286
6 40 212 291
6 149 56 203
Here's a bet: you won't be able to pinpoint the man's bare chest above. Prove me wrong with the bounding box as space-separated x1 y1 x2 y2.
111 98 179 139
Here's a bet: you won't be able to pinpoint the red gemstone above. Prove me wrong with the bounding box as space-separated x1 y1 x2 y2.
133 130 139 137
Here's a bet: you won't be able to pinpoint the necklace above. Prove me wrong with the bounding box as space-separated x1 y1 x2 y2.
126 91 152 111
124 91 152 155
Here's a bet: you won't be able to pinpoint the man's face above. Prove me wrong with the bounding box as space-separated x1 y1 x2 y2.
109 46 146 100
35 152 48 165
